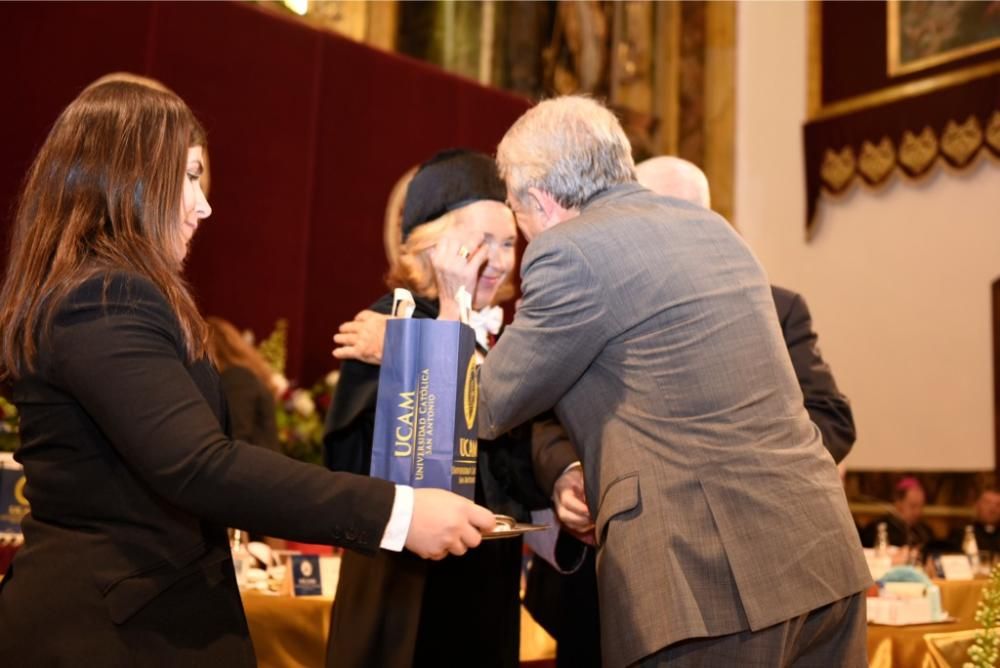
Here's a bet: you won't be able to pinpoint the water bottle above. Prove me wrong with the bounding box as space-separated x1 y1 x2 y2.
963 525 981 574
875 521 890 558
229 528 250 588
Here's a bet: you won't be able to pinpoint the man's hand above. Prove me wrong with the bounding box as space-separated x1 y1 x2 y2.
332 310 388 364
553 465 594 543
405 488 496 560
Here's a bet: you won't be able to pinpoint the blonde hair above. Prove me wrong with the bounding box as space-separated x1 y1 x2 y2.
497 95 635 208
383 165 419 267
206 317 279 398
384 210 516 304
385 214 454 300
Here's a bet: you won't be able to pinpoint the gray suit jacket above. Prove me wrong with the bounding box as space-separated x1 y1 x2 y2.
532 286 857 496
479 183 871 668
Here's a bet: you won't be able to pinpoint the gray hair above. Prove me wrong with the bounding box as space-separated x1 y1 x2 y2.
496 96 635 209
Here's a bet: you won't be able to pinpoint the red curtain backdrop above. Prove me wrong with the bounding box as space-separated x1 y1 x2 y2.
0 1 530 384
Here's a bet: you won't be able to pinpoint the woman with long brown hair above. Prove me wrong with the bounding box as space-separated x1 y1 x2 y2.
0 79 492 664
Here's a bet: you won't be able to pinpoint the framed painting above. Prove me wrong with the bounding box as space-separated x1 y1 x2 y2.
803 1 1000 235
888 1 1000 77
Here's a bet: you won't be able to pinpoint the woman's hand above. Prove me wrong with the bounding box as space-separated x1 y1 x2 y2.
405 488 496 559
430 236 488 321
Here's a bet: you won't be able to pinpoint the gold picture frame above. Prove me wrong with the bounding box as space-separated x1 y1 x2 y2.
809 2 1000 121
887 0 1000 77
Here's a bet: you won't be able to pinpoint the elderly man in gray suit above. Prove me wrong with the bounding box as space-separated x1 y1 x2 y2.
431 96 871 667
524 155 859 667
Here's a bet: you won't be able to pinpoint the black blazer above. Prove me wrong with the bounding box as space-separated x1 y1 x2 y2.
0 273 395 666
771 285 856 464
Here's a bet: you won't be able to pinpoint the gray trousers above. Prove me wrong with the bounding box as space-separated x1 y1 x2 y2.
636 592 867 668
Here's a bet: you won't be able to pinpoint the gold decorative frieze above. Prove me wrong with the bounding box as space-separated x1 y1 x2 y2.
898 127 938 175
816 111 999 198
857 137 896 183
940 116 983 166
820 146 857 192
985 111 1000 153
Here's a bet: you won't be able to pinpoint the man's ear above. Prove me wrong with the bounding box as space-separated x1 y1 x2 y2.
527 187 567 228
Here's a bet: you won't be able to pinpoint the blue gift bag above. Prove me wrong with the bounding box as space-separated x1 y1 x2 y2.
370 318 479 499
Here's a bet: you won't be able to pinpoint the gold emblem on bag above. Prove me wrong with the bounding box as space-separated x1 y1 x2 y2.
463 354 478 430
14 476 27 506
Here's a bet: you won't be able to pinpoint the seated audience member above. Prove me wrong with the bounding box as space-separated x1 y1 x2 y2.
860 477 935 548
207 316 281 452
949 488 1000 555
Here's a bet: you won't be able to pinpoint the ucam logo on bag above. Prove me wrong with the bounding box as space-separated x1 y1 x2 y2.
371 316 479 500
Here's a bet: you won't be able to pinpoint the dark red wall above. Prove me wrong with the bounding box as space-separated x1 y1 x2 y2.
0 1 529 384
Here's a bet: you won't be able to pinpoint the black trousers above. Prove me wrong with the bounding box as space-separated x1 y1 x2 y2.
522 548 601 668
328 538 522 668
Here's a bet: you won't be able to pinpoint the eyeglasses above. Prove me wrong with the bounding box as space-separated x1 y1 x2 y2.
506 194 543 222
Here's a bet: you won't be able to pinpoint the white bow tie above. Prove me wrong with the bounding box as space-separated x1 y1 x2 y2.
468 305 504 349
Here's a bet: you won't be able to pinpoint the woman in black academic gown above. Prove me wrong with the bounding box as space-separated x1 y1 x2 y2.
324 149 547 668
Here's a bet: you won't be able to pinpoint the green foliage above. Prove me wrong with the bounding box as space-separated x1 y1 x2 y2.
966 563 1000 668
257 319 288 376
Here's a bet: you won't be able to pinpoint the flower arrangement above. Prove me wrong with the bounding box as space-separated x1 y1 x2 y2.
0 396 18 453
274 372 338 466
966 562 1000 668
256 319 338 466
